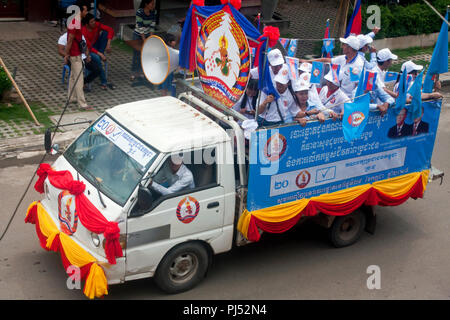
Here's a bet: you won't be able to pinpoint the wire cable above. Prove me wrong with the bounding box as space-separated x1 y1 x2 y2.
0 60 85 243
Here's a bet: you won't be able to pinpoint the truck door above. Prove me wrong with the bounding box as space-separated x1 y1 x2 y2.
125 147 225 278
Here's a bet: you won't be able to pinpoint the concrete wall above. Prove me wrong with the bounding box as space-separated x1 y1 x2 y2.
373 31 450 50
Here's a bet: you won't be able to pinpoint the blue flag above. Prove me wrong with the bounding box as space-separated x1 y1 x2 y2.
310 61 324 84
384 71 399 83
395 70 408 114
258 40 279 99
354 68 366 98
349 67 361 82
286 39 298 57
322 38 334 58
423 9 449 93
343 93 370 142
407 70 424 123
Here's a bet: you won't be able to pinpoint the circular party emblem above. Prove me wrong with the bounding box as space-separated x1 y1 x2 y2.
264 133 287 162
313 69 321 77
58 190 78 235
296 170 311 189
348 111 365 127
196 10 250 108
176 196 200 224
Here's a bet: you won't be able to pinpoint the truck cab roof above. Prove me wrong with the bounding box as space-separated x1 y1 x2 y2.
106 96 231 153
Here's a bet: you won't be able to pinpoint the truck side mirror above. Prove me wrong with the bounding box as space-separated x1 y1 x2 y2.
138 185 153 212
44 128 52 153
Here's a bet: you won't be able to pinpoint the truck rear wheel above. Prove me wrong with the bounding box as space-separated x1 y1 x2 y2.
328 210 366 248
154 242 209 294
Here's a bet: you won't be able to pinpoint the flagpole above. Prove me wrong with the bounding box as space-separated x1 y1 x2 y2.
422 1 450 26
254 37 269 122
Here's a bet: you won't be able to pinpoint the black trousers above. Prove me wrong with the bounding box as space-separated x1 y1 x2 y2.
83 58 100 84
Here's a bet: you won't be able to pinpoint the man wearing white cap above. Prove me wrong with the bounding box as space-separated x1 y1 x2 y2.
357 34 377 70
257 64 301 127
250 48 286 87
301 35 365 99
373 48 398 98
318 70 350 118
393 60 442 102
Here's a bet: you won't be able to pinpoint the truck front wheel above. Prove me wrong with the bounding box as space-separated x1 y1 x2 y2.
154 242 209 294
328 210 366 248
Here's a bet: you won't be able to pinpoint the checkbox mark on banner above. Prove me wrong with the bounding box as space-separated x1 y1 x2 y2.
316 166 336 183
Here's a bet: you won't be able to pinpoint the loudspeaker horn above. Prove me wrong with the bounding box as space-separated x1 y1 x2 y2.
141 35 179 85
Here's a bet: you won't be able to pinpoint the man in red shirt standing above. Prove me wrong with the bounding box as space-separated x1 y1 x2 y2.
82 13 115 90
64 0 92 109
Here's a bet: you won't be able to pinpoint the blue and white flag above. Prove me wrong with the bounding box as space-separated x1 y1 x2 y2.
322 38 334 58
286 39 298 57
343 93 370 142
384 71 398 83
349 67 361 82
310 61 324 84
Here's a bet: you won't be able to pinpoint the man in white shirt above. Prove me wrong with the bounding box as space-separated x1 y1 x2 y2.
150 157 195 196
257 65 300 126
372 48 398 99
357 34 377 70
301 35 365 99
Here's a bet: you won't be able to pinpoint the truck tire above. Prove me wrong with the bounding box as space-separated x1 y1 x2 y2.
328 210 366 248
154 242 209 294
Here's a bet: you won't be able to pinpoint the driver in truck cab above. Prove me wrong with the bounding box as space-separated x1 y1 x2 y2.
149 155 195 196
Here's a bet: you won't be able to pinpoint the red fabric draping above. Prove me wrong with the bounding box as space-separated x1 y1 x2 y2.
246 176 425 242
34 164 123 265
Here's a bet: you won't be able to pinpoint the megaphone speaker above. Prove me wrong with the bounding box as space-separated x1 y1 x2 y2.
141 35 179 85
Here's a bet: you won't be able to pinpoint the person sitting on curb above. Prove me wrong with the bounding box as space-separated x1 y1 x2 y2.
82 13 116 90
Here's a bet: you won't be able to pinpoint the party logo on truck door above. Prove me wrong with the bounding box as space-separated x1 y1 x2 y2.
176 196 200 224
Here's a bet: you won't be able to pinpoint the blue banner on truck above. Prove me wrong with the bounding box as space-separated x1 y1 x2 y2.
247 100 442 212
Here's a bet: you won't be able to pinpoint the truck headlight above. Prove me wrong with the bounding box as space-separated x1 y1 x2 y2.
91 233 100 247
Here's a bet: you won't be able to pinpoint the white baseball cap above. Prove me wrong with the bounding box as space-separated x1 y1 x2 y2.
357 34 373 49
377 48 398 62
401 60 423 74
299 72 311 86
324 70 340 86
292 79 310 92
299 62 312 73
339 35 360 51
274 64 290 84
267 49 285 66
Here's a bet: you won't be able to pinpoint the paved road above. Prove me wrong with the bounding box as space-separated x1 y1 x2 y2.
1 107 450 300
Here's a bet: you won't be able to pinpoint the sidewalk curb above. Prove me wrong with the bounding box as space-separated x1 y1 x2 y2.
0 129 84 162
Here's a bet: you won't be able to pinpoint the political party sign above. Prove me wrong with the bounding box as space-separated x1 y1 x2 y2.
246 100 442 211
196 10 250 108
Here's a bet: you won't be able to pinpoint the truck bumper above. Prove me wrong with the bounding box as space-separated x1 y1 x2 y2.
25 201 109 299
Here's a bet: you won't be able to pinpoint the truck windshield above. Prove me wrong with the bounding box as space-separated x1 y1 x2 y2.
64 115 159 206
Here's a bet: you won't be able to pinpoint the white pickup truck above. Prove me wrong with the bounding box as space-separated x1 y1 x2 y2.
34 92 443 297
39 93 256 294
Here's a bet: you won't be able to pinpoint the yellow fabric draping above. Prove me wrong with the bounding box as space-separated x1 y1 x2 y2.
29 202 108 299
238 170 429 239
